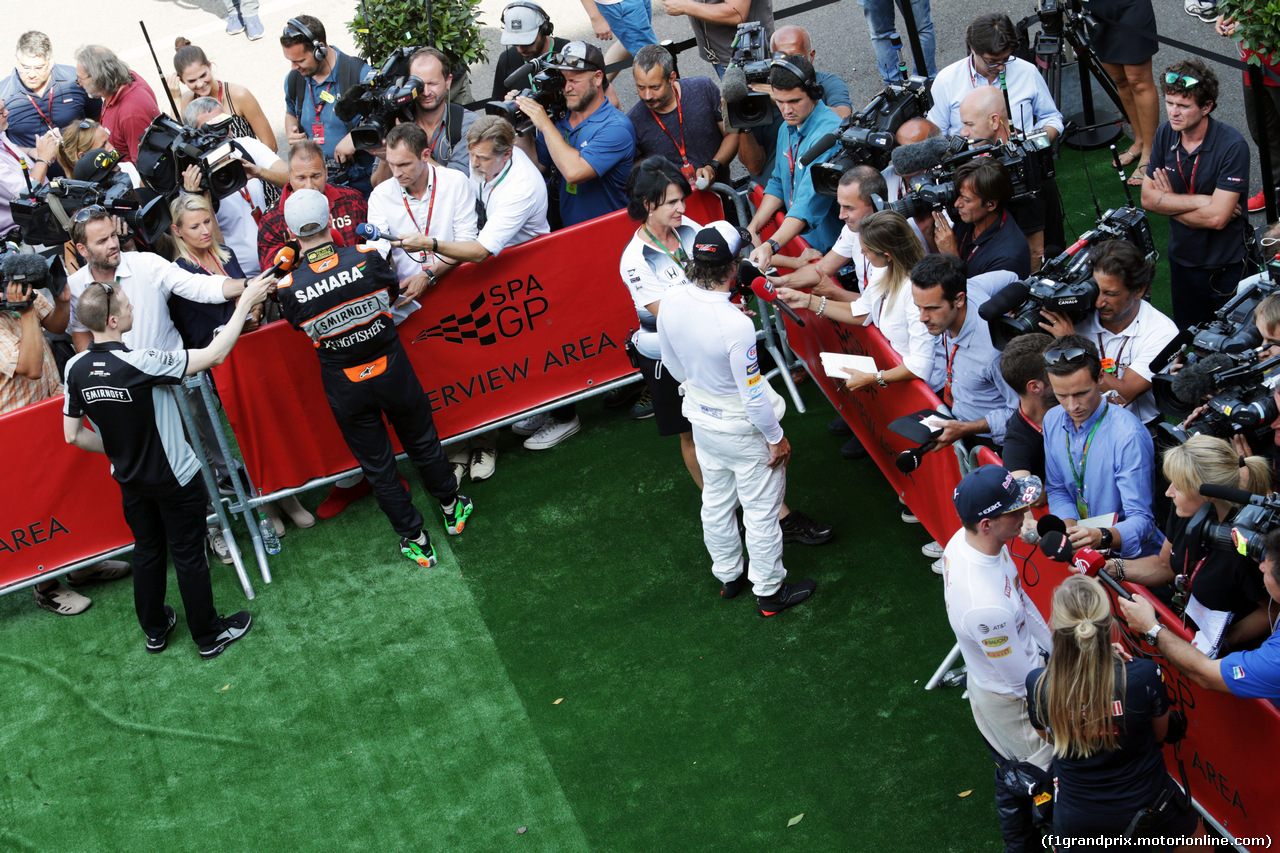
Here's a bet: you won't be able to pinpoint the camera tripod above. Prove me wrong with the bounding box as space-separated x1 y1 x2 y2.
1030 0 1127 149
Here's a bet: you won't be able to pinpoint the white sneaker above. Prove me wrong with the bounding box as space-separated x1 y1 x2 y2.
921 540 944 559
470 447 496 481
523 416 581 450
931 558 945 575
512 413 550 436
208 529 234 565
1184 0 1217 21
447 444 470 485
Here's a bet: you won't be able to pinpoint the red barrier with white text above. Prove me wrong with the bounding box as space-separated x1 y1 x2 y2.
0 397 134 588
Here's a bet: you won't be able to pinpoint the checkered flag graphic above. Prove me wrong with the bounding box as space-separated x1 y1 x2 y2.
411 294 497 346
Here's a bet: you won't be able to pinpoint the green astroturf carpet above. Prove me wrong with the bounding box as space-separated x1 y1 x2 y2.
0 143 1170 853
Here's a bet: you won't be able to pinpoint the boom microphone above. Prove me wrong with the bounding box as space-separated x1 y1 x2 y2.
750 276 805 327
721 64 750 105
2 253 50 288
1198 482 1255 504
890 135 968 176
799 133 840 167
333 83 371 123
977 280 1031 323
503 61 540 92
1170 353 1235 405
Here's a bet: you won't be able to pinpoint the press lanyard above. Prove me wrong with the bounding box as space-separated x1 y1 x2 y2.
786 132 800 198
1176 144 1201 194
428 120 448 162
480 159 513 209
25 87 56 129
942 338 959 407
1018 407 1043 434
192 252 228 277
307 78 335 120
959 210 1006 263
642 224 688 269
401 166 437 271
1066 403 1109 518
238 186 263 226
648 95 688 166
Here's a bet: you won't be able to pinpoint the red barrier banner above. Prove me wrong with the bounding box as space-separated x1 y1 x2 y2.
0 397 134 589
214 192 726 495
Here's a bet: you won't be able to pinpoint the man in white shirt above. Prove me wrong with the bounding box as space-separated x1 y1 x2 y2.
944 464 1053 852
183 97 288 276
423 115 550 483
366 122 478 307
927 13 1063 144
1037 240 1177 428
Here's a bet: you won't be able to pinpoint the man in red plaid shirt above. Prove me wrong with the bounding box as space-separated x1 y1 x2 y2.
257 140 367 271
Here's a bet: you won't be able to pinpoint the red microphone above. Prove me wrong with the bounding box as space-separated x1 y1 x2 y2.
1039 532 1133 600
750 277 806 327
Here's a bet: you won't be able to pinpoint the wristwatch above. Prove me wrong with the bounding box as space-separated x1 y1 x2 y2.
766 238 780 253
708 159 721 173
875 370 888 388
1142 622 1164 645
1098 528 1114 551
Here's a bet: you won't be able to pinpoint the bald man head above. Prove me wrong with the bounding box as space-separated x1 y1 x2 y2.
771 26 813 60
895 117 940 147
958 86 1009 142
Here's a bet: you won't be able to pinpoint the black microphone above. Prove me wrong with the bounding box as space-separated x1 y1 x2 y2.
1171 353 1235 405
977 280 1031 323
1038 530 1074 563
1037 515 1067 537
895 443 934 473
799 133 839 167
890 135 968 175
721 65 750 105
2 252 49 288
333 83 371 123
1199 482 1255 504
504 61 540 92
1039 530 1134 600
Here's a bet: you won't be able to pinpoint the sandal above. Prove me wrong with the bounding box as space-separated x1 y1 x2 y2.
33 583 92 615
1117 145 1142 168
1127 162 1149 186
65 559 131 588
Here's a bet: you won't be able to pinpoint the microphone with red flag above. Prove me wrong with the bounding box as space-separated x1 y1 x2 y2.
1038 531 1133 600
740 262 806 327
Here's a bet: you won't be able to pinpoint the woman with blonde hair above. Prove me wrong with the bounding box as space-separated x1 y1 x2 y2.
56 118 141 186
1027 575 1205 848
776 210 933 391
1103 434 1271 655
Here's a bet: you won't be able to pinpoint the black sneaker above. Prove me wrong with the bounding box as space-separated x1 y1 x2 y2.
199 611 252 659
828 416 852 436
841 434 868 459
780 511 834 546
628 387 655 420
721 560 751 599
145 605 177 654
603 384 642 408
757 580 816 617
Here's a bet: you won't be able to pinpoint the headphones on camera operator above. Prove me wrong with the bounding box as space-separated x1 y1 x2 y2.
501 1 554 40
769 56 824 102
284 17 328 63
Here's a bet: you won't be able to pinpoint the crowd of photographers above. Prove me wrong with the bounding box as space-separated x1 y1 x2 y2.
3 0 1280 845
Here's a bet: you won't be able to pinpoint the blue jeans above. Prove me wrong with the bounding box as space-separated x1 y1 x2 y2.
857 0 937 86
595 0 659 58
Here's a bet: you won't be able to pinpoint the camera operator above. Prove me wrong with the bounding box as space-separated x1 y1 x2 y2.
0 32 98 175
1120 526 1280 700
257 140 368 274
280 16 376 195
998 332 1057 483
656 221 817 617
628 44 737 189
1039 241 1178 429
490 2 621 109
1043 335 1164 558
881 117 944 252
0 101 56 240
1 259 67 415
428 115 550 482
1103 435 1272 656
943 464 1053 852
366 123 477 309
63 276 269 658
370 48 477 186
182 97 288 277
927 13 1064 145
745 56 843 265
1140 59 1249 329
660 0 774 77
72 45 159 167
934 159 1032 279
958 86 1064 271
275 189 474 568
1027 575 1206 849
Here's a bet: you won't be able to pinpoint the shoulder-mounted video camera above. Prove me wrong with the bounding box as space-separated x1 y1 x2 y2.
1187 483 1280 565
808 76 933 198
486 56 568 135
977 205 1155 350
0 243 67 311
11 171 171 246
721 22 775 129
135 115 248 201
334 47 423 151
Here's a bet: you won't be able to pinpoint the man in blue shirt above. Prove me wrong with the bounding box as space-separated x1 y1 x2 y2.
746 55 843 265
1120 527 1280 700
517 41 635 229
1043 335 1164 559
511 41 635 451
0 32 98 156
280 16 376 194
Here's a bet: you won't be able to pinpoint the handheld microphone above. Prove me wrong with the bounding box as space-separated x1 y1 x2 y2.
895 443 934 473
890 135 968 176
1038 532 1133 600
355 222 383 242
1038 530 1074 564
696 176 709 190
266 246 297 277
799 133 839 167
750 277 805 327
721 65 750 105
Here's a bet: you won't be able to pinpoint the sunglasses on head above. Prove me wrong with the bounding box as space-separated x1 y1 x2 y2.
1043 347 1090 366
73 204 107 223
1165 72 1199 88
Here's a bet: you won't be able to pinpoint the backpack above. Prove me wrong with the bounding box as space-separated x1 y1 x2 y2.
287 51 367 125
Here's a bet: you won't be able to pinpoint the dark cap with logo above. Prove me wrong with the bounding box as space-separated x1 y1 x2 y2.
691 221 747 263
73 149 120 184
953 465 1042 525
547 41 604 73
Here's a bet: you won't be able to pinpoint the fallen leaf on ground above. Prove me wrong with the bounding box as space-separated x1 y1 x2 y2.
787 814 804 827
553 698 564 705
220 684 230 691
958 790 972 798
517 827 527 834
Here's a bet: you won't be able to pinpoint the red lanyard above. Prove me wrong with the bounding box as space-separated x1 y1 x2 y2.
959 210 1005 262
786 135 799 196
239 186 263 225
192 252 228 277
1097 332 1129 368
943 338 959 407
427 121 448 162
401 167 437 269
1176 145 1201 195
0 140 24 166
307 79 334 120
25 87 56 129
1018 406 1043 435
648 95 688 165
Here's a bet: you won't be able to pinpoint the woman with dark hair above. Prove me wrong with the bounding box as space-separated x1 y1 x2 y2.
619 156 701 481
166 38 274 147
1028 575 1206 849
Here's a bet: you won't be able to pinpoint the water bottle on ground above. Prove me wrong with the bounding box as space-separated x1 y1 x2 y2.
258 512 281 554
